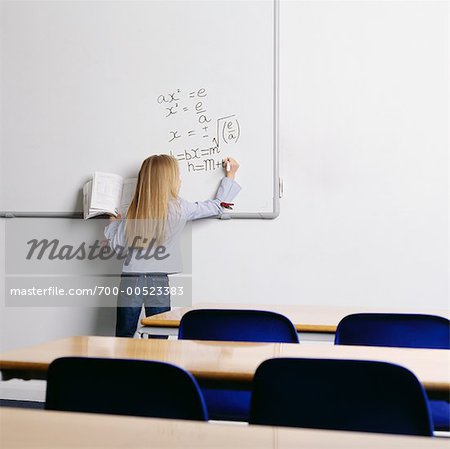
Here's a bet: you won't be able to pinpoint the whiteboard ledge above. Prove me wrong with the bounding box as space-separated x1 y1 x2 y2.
220 211 279 220
1 210 279 219
0 212 84 218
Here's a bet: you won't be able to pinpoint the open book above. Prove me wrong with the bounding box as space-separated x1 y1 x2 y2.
83 172 137 219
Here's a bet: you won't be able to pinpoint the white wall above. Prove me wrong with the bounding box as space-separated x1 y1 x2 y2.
1 0 448 352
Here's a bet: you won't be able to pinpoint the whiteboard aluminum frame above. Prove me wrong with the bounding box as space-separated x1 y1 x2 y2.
0 0 280 220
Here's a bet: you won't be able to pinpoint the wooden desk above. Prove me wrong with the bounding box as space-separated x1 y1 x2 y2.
1 408 447 449
1 336 448 398
140 303 450 338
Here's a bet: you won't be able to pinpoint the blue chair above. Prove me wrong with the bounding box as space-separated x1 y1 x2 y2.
45 357 208 421
178 309 299 421
249 358 433 436
335 313 450 431
179 309 299 343
335 313 450 349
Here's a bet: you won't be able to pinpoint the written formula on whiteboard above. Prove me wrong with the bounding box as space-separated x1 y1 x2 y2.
155 88 240 174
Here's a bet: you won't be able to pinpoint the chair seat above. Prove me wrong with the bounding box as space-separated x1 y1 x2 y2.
202 388 251 421
429 400 450 431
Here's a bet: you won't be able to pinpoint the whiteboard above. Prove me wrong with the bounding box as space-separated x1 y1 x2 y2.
0 0 279 218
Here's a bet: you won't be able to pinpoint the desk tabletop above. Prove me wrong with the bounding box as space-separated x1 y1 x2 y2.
140 303 450 333
1 336 448 394
1 408 448 449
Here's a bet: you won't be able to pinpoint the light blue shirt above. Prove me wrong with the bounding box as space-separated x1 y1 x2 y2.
104 177 241 273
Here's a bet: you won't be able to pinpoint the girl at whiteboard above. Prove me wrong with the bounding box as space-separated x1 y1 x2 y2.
104 154 240 337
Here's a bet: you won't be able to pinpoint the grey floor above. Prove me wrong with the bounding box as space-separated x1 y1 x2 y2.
0 399 45 409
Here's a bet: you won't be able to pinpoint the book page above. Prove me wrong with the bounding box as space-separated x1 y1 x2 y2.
91 172 123 215
119 178 137 215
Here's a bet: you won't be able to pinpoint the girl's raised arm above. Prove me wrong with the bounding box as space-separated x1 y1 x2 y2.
181 158 241 221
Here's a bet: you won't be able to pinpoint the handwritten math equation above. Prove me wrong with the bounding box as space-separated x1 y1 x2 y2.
156 88 240 174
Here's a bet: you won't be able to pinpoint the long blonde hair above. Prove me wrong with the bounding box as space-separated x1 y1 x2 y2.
125 154 180 247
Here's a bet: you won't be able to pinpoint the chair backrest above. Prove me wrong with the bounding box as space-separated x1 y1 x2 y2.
249 358 433 436
45 357 208 421
335 313 450 349
178 309 299 343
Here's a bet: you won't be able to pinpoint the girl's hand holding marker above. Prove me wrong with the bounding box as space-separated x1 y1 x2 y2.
221 157 240 209
223 157 240 180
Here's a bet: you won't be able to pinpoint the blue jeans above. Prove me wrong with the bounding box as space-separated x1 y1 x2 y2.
115 273 171 337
